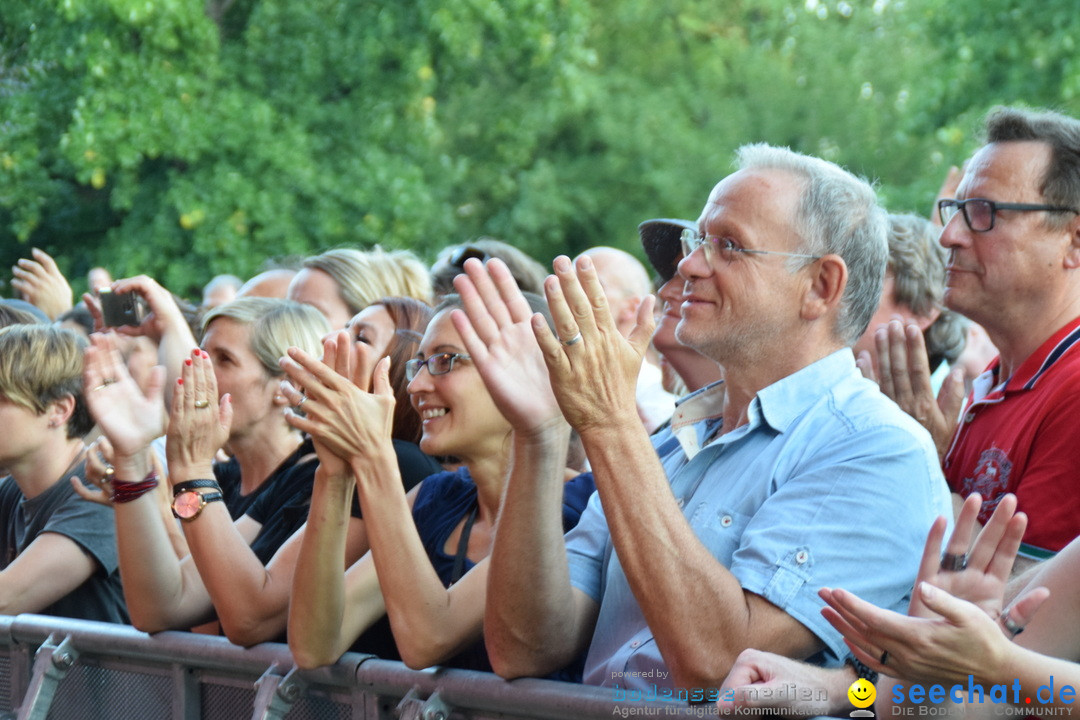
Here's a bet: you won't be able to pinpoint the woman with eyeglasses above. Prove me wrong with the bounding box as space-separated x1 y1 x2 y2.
284 282 594 672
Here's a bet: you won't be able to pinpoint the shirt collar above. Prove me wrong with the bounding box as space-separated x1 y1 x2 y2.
981 315 1080 397
668 349 858 458
755 349 858 433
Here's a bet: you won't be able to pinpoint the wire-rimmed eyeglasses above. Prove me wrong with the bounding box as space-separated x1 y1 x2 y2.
679 228 822 265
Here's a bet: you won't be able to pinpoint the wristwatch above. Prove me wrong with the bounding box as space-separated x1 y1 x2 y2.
171 488 224 521
845 656 879 684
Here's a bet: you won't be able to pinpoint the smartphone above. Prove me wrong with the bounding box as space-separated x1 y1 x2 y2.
99 289 148 327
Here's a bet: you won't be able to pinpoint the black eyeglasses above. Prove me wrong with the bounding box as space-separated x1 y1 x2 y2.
404 352 471 381
938 198 1079 232
448 246 490 269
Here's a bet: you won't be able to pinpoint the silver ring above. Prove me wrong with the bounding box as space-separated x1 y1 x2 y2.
562 333 583 347
295 396 307 410
940 552 967 572
92 378 118 392
880 650 889 665
1000 609 1024 638
193 399 211 409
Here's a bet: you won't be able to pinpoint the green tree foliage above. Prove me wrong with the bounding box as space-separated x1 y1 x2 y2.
2 0 592 295
2 0 1079 297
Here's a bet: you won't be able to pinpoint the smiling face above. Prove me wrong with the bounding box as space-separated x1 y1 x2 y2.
939 141 1074 332
406 310 510 463
200 317 282 441
287 268 354 330
847 678 876 709
675 168 809 369
652 263 687 355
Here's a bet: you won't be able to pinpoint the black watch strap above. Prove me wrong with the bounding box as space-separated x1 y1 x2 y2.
172 479 221 497
845 656 879 684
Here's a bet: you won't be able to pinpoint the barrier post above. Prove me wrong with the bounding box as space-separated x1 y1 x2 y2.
16 634 78 720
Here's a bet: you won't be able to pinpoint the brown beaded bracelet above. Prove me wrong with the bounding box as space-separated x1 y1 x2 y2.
112 471 159 504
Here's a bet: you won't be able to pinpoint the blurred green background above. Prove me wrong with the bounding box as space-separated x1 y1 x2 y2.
3 0 1078 298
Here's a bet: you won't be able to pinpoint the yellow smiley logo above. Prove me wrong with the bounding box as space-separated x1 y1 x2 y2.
848 678 876 709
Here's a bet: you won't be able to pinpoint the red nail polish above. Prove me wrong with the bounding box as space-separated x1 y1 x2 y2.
178 378 183 385
201 351 209 359
185 359 192 366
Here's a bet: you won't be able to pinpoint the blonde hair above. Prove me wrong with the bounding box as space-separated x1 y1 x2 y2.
0 324 92 438
303 248 432 315
202 298 329 376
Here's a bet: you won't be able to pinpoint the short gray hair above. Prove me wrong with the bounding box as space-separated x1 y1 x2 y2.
887 214 966 370
984 106 1080 230
736 143 888 344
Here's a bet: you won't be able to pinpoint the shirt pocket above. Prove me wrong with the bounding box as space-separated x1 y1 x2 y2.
690 504 751 562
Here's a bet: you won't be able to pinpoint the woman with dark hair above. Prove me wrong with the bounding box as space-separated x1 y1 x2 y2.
345 297 431 445
284 262 594 673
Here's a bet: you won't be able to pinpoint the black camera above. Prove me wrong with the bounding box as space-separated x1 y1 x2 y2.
99 289 148 327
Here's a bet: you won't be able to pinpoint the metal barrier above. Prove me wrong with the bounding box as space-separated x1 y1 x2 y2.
0 614 712 719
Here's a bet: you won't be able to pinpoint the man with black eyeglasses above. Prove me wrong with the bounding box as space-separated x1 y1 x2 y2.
892 106 1080 565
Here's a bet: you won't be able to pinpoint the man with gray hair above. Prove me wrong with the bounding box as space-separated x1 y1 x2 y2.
474 144 951 693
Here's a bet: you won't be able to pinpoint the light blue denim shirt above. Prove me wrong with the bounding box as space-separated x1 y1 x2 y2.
566 349 951 693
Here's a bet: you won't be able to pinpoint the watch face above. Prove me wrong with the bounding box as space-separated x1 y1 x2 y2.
173 491 202 519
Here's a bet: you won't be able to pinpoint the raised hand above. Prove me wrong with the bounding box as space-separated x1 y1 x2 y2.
166 348 231 482
73 436 119 507
819 580 1048 686
10 248 73 320
105 275 191 343
819 492 1039 684
906 493 1026 620
873 318 965 459
279 332 395 471
532 254 655 434
449 257 564 436
83 333 166 461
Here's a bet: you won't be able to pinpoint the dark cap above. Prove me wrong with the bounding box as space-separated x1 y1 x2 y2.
638 218 696 282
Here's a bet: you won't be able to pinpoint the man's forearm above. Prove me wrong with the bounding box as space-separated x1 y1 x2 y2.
485 426 584 677
582 422 819 688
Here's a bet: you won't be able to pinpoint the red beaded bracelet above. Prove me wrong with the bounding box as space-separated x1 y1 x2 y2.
112 471 160 504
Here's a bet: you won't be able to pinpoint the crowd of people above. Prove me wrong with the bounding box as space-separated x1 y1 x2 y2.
2 104 1080 715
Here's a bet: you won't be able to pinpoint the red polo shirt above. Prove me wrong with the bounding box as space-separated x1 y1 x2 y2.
944 316 1080 558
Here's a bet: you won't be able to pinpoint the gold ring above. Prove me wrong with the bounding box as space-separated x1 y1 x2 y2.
92 378 118 391
194 399 211 409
